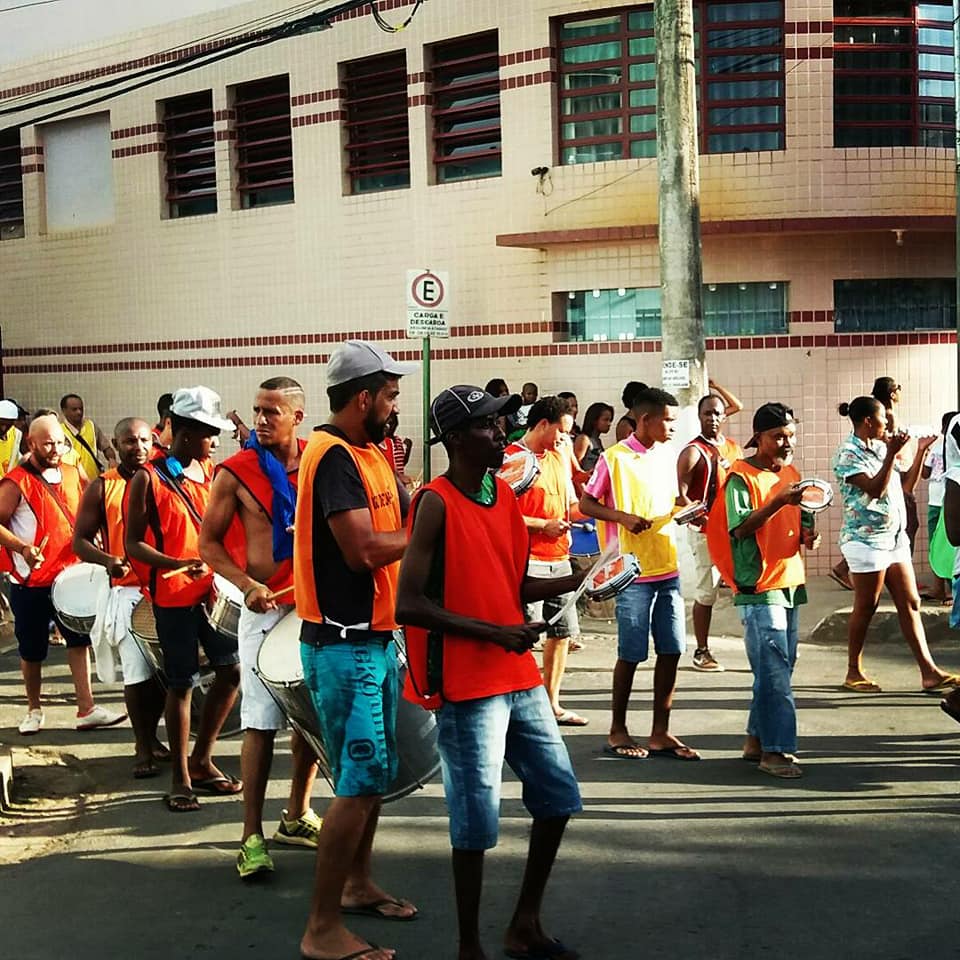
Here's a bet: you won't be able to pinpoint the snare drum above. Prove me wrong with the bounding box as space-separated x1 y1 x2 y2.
205 574 244 641
496 449 540 495
255 614 441 803
51 563 109 635
584 553 641 602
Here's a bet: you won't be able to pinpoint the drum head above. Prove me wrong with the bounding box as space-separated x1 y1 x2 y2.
130 598 158 642
212 573 244 604
586 553 640 600
257 610 304 684
496 450 539 495
797 479 833 513
674 501 707 525
51 563 108 619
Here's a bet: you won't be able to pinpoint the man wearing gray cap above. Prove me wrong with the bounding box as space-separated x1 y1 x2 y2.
295 341 419 960
126 386 242 813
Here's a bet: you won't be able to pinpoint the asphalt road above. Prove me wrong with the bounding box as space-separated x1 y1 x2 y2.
2 599 959 960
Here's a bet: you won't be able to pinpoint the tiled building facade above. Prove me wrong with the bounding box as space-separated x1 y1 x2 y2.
0 0 956 574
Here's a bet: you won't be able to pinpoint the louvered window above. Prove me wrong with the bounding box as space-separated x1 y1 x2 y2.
234 75 294 208
0 129 24 240
163 91 216 218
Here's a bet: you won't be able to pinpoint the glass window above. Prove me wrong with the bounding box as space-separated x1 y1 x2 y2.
918 27 952 47
560 15 619 41
834 101 912 122
707 28 782 48
708 79 782 100
708 54 782 74
708 104 782 125
162 91 217 219
835 1 911 15
835 75 912 97
0 128 24 240
430 31 501 184
708 2 783 22
833 24 909 44
708 130 783 151
563 41 622 64
232 75 294 209
919 52 953 72
920 78 955 97
835 126 912 147
918 2 953 21
834 279 956 332
920 102 955 124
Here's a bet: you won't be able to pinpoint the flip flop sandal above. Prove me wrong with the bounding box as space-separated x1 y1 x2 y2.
758 761 802 779
164 791 200 812
842 679 883 693
342 897 418 921
602 742 648 760
648 745 701 761
133 760 161 780
192 774 242 795
555 710 589 726
504 938 579 960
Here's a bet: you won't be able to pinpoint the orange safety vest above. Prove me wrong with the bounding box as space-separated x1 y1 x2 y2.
706 459 805 595
217 441 306 594
128 458 212 607
294 429 401 632
2 462 83 587
101 468 140 588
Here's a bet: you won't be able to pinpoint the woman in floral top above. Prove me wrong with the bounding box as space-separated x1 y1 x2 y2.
832 396 957 693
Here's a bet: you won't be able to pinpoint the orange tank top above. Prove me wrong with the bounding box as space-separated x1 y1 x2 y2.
101 468 140 587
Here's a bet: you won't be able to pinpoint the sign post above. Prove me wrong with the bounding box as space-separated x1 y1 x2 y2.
406 269 450 483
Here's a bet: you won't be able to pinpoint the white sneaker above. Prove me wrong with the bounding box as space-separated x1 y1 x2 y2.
76 705 127 730
18 709 44 735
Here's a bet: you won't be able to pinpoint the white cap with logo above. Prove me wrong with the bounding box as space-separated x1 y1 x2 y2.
169 386 235 432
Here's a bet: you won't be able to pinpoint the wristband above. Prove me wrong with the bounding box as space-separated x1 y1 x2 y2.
243 584 264 602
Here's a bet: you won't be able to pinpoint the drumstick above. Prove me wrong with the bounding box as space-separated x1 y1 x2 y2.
264 584 295 602
37 536 48 553
162 563 200 580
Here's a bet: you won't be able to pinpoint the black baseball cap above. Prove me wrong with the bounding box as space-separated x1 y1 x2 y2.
429 385 522 444
745 402 796 448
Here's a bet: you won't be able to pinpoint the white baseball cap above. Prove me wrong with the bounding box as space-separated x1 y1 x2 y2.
0 400 19 420
169 386 235 432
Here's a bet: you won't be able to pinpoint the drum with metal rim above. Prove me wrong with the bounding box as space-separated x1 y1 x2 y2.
51 563 109 635
584 553 641 602
496 449 540 496
570 521 600 557
205 574 243 641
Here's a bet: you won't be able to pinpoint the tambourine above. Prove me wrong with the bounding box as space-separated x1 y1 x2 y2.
673 501 708 526
584 553 641 601
796 478 833 513
497 449 540 495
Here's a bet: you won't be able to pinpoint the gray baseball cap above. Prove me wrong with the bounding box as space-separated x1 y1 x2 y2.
327 340 419 388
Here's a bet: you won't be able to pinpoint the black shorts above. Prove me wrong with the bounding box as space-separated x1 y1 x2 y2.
11 583 90 663
153 603 239 690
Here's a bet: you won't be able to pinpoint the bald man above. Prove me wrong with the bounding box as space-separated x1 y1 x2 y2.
0 413 125 735
74 418 168 776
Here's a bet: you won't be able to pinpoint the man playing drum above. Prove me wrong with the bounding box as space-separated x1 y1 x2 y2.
200 377 322 880
125 387 242 813
296 341 418 960
0 412 126 735
580 388 701 762
398 384 584 960
73 417 168 777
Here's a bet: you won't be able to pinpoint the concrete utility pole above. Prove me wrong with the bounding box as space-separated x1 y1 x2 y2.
656 0 707 420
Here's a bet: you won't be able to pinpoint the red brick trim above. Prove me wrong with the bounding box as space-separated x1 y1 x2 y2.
497 216 955 248
291 89 342 107
785 21 833 34
112 142 163 159
292 110 344 127
215 129 237 141
500 47 553 67
500 72 557 91
790 310 834 325
787 46 833 60
111 123 163 141
4 330 956 375
21 163 43 175
214 108 236 121
407 72 429 85
330 0 411 22
408 94 433 108
20 146 43 157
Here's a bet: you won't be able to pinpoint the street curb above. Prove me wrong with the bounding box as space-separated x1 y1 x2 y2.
0 744 13 811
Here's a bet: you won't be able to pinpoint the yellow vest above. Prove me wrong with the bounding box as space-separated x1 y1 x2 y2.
0 427 21 478
63 419 101 479
603 439 679 578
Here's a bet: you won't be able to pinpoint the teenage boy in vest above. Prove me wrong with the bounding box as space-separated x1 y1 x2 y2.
73 417 167 777
125 387 242 812
506 395 586 726
580 387 700 761
200 377 322 880
397 384 584 960
676 390 743 672
0 413 126 734
706 403 818 780
60 393 116 479
295 341 418 960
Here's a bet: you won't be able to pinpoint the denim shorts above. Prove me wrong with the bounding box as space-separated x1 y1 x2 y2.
436 684 582 851
154 603 239 690
11 583 90 662
524 558 580 639
614 577 686 663
301 638 398 797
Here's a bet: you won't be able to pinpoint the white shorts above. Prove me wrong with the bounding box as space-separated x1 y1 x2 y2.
239 603 289 731
690 532 721 607
119 621 156 686
840 530 913 575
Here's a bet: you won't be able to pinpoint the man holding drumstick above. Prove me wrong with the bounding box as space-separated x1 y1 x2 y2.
200 377 322 880
126 387 241 813
296 341 418 960
73 417 168 777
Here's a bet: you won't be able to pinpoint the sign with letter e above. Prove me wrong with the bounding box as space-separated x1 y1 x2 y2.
407 269 450 338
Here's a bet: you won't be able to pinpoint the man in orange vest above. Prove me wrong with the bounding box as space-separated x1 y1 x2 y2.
125 387 241 813
707 403 819 780
200 377 321 880
295 341 418 960
73 417 167 778
0 412 126 735
398 384 584 960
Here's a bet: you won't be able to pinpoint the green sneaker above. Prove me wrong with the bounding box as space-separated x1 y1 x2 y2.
273 808 323 849
237 833 274 880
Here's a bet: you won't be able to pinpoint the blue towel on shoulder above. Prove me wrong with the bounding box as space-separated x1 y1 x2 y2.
245 432 296 561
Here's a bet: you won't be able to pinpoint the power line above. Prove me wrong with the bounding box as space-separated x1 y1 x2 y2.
0 0 63 13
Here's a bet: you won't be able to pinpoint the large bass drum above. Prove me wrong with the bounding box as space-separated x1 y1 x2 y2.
255 611 440 803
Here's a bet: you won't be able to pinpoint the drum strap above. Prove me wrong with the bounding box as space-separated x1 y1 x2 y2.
424 519 446 698
26 463 77 527
153 459 204 529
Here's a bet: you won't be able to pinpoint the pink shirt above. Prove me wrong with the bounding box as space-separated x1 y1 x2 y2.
583 434 677 583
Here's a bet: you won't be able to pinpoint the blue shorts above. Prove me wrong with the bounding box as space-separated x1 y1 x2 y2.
951 577 960 630
153 603 239 690
436 685 583 851
614 577 686 663
301 637 399 797
11 583 90 662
